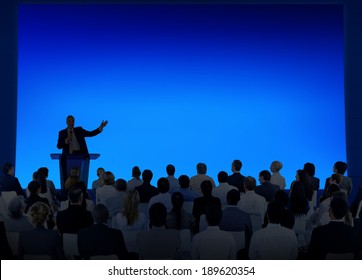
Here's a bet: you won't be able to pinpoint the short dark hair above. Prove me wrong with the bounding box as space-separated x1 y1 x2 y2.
131 166 141 178
166 164 175 176
201 180 213 196
196 163 207 174
149 203 167 227
2 162 13 175
178 175 190 189
28 180 41 195
37 167 49 177
274 190 289 207
334 161 348 174
303 162 316 177
68 186 83 203
244 176 256 191
330 197 349 219
171 192 184 210
115 179 127 191
205 204 222 226
232 160 242 171
226 189 240 205
142 169 153 183
259 170 271 181
267 201 283 224
92 204 109 224
157 177 170 193
217 171 228 183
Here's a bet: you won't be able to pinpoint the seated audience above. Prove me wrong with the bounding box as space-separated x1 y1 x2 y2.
255 170 280 202
96 171 116 205
166 164 180 192
249 201 298 260
0 162 24 196
212 171 238 207
78 203 128 259
135 169 159 203
148 177 172 212
166 192 194 231
270 160 286 190
227 159 245 193
4 196 32 232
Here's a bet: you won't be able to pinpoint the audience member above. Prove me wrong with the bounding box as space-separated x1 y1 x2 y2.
290 169 313 202
303 162 320 191
192 180 221 234
24 181 51 214
19 202 65 259
270 160 286 190
325 161 353 197
191 204 236 259
56 186 93 234
166 164 180 192
255 170 280 203
78 203 128 259
38 167 58 204
212 171 238 207
91 167 105 197
166 192 194 231
148 177 172 212
4 196 32 232
273 190 295 229
112 190 147 231
135 169 159 203
96 171 116 205
190 163 216 193
227 159 245 193
178 175 199 202
105 178 127 218
138 203 181 259
308 197 358 259
249 201 298 260
0 162 24 196
127 166 143 191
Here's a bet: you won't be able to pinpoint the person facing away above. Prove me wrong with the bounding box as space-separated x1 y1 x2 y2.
127 166 143 191
178 174 199 202
24 181 51 214
191 204 236 260
56 186 93 234
57 115 108 155
91 167 105 197
325 161 353 197
189 163 216 193
96 171 116 205
248 201 298 260
303 162 320 191
4 196 32 233
270 160 286 190
77 203 128 259
135 169 159 203
228 159 246 193
37 167 58 204
255 170 280 203
212 171 238 207
0 162 24 196
308 197 359 259
166 192 195 231
148 177 172 212
166 164 180 192
19 202 65 259
105 178 127 218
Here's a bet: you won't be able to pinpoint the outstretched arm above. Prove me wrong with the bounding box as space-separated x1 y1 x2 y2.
98 120 108 132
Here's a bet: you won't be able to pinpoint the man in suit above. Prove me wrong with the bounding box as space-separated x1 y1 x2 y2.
135 169 159 203
57 115 108 187
308 197 359 259
228 159 245 193
56 186 93 234
255 170 280 202
78 204 128 259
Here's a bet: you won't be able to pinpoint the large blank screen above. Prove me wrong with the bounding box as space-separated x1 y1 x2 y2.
16 4 345 189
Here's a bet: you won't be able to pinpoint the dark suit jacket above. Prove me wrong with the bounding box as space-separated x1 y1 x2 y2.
135 183 159 203
19 226 65 259
192 195 221 233
78 223 128 259
255 182 280 202
308 221 359 259
57 126 100 155
0 174 24 196
56 205 93 234
24 195 51 213
228 173 245 193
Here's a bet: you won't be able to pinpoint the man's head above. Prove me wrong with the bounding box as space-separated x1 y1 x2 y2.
92 203 109 224
226 189 240 206
68 186 83 205
166 164 176 176
267 201 283 224
244 176 256 191
201 180 213 197
115 179 127 192
232 160 242 172
205 204 222 226
132 166 141 178
333 161 348 175
157 177 170 193
66 115 75 129
2 162 14 176
149 202 167 227
178 175 190 189
329 197 349 220
142 169 153 183
196 163 207 175
217 171 229 183
259 170 271 183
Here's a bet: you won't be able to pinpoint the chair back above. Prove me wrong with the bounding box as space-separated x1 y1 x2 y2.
229 231 246 251
1 191 17 208
63 233 79 258
6 231 20 257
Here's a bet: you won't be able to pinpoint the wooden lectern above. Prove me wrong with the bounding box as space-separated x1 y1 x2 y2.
50 153 100 189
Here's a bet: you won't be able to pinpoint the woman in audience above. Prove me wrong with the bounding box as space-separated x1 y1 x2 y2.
19 202 65 259
112 190 147 231
290 169 313 202
270 161 286 190
4 196 32 232
166 192 194 231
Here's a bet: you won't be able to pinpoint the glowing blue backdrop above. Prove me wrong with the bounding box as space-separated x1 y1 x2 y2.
16 4 345 189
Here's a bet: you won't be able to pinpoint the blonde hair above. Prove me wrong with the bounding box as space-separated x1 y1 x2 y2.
271 161 283 173
28 202 50 226
122 190 140 225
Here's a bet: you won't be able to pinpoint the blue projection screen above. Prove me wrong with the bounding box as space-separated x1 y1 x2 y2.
16 4 345 189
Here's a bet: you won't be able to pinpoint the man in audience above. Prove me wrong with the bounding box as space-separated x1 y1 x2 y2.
56 186 93 234
228 159 245 193
249 201 298 260
308 197 359 259
166 164 180 192
212 171 238 207
78 204 128 259
0 162 24 196
237 176 267 232
190 163 216 193
148 177 172 212
105 178 127 218
135 169 159 203
178 175 199 202
191 204 236 259
255 170 280 202
91 167 105 198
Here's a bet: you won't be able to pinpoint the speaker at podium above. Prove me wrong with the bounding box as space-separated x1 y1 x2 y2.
50 153 100 189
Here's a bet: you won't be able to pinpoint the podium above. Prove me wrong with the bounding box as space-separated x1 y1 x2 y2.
50 153 100 189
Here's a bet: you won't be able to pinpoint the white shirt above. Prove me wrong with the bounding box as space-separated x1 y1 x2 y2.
127 178 143 191
270 173 286 189
148 193 172 212
167 176 180 192
212 182 238 206
189 174 216 193
96 184 116 205
249 223 298 260
237 191 267 218
191 226 236 260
